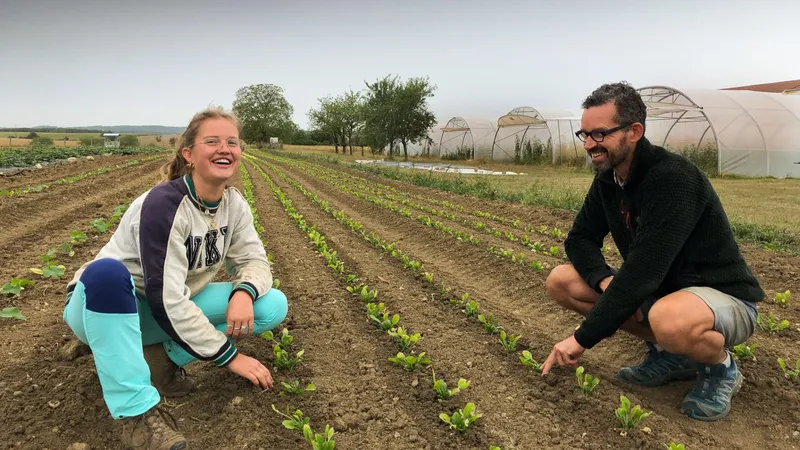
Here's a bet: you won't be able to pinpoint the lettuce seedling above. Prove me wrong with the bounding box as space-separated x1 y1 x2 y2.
778 358 800 381
732 343 757 361
91 218 110 234
388 352 431 371
551 227 565 239
373 312 400 332
0 307 27 320
262 328 295 351
440 402 481 431
281 380 316 395
519 351 542 372
532 242 545 252
271 404 310 430
432 372 470 400
549 246 560 257
359 286 378 303
464 300 478 317
757 312 790 333
615 395 651 429
664 443 685 450
388 327 422 350
774 290 791 308
490 446 502 450
1 278 35 297
366 302 387 322
303 423 336 450
273 344 304 371
576 366 600 395
498 330 520 352
478 314 501 335
529 260 544 271
272 279 281 289
345 274 358 284
424 272 434 283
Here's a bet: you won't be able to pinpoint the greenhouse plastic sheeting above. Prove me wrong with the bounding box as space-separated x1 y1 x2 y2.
490 107 585 165
435 117 497 160
638 86 800 178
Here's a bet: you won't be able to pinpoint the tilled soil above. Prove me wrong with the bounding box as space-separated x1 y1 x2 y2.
0 155 798 450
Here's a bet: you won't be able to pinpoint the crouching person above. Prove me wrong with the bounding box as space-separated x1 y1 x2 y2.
62 108 288 449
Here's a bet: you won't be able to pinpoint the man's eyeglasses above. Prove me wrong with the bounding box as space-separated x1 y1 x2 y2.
575 123 633 143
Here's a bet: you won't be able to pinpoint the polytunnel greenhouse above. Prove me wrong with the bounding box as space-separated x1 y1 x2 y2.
490 107 584 165
433 117 497 160
637 86 800 178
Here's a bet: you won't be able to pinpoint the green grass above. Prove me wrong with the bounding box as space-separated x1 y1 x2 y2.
262 149 800 254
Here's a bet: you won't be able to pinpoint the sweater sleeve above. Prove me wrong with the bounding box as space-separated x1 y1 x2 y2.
573 170 709 349
564 178 615 293
139 189 238 367
224 190 272 302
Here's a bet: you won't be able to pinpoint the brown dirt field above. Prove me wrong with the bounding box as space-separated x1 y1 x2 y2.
0 153 798 449
0 154 159 190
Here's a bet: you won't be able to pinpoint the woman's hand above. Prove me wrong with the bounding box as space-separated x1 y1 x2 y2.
227 353 273 390
226 291 255 340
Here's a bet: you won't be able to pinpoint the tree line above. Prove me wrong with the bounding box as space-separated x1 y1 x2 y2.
232 75 437 159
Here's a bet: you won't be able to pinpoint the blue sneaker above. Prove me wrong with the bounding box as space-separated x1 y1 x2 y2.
616 343 698 387
681 353 743 421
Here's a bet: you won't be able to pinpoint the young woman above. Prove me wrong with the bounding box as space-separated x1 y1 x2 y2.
62 108 287 450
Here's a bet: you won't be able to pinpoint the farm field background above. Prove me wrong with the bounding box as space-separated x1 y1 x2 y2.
0 148 798 449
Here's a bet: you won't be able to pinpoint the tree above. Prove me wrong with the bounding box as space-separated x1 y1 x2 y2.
120 135 139 147
308 90 364 154
232 84 296 146
394 77 437 160
362 75 399 158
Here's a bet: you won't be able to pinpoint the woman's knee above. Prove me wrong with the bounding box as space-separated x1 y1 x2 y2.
80 258 136 314
253 288 288 330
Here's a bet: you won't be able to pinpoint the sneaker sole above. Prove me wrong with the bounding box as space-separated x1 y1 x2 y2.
681 372 743 422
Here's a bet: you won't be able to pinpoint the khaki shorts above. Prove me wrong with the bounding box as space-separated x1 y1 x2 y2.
640 286 758 348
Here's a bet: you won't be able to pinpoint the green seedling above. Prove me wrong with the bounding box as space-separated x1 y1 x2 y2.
774 290 791 307
519 350 542 372
281 380 316 395
440 282 449 296
532 242 545 252
551 227 565 239
1 278 35 297
366 302 387 322
388 327 422 350
615 395 651 429
272 279 281 289
440 402 481 431
424 272 434 283
478 314 501 335
58 242 75 257
373 312 400 332
272 404 310 430
529 260 544 271
91 218 110 234
303 423 336 450
665 443 685 450
757 312 790 333
345 274 358 284
346 283 366 295
31 260 67 279
576 366 600 395
40 248 58 263
273 344 304 371
549 246 560 257
732 343 758 361
464 300 478 317
498 330 520 352
263 328 294 350
1 307 27 320
432 371 470 400
490 447 502 450
388 352 431 372
778 358 800 381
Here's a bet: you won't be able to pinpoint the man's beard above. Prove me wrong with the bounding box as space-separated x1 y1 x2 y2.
591 143 631 174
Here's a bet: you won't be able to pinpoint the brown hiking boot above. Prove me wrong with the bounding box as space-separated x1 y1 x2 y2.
120 404 188 450
142 344 197 397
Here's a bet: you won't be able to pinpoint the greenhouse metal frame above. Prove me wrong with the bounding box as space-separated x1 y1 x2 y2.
491 106 584 164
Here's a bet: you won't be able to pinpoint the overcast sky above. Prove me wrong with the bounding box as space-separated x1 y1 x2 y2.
1 0 798 129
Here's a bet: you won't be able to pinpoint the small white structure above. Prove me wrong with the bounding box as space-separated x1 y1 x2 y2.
102 133 121 148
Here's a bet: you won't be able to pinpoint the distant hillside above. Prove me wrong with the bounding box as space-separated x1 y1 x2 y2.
0 125 185 135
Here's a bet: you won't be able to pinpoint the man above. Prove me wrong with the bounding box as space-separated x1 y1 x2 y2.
541 82 764 422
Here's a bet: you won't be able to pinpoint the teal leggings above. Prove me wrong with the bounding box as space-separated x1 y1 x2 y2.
63 258 287 419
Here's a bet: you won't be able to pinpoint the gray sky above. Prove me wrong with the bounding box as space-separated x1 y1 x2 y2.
1 0 798 129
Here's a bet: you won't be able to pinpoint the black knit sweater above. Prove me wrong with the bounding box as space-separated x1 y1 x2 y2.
566 137 765 349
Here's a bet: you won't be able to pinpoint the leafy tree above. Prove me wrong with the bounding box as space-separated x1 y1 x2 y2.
232 84 296 145
308 91 364 154
120 135 139 147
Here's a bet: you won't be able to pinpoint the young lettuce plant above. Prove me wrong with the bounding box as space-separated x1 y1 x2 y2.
281 380 317 395
520 351 542 372
576 366 600 395
1 307 27 320
263 328 294 351
373 312 400 332
1 278 35 297
432 371 470 400
498 330 520 352
366 302 387 322
388 352 431 372
273 344 304 371
388 327 422 350
732 343 758 361
773 290 791 308
777 358 800 381
272 404 310 430
615 395 651 429
757 312 790 333
303 423 336 450
424 272 434 283
478 314 501 335
665 443 685 450
464 300 478 317
440 402 482 431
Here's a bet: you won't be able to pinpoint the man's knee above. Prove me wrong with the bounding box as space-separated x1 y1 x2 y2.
81 258 136 314
254 288 288 330
546 265 578 305
648 297 703 353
